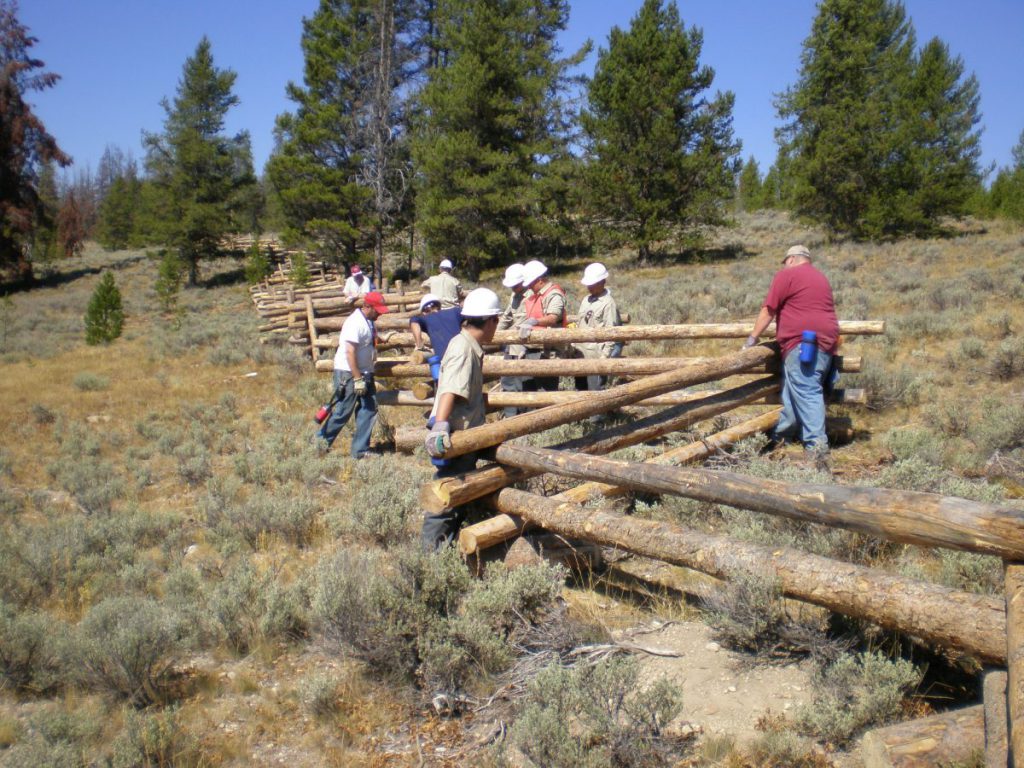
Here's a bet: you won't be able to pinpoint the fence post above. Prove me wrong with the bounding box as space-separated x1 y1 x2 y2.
1005 561 1024 766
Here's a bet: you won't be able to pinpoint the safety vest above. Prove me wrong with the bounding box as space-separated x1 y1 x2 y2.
523 281 567 326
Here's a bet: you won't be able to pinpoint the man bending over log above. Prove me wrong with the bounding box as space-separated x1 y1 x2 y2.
421 288 503 549
744 244 839 464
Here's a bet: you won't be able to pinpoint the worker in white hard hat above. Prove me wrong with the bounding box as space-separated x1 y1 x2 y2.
422 287 503 549
573 262 623 393
496 263 528 417
518 259 567 392
420 258 465 309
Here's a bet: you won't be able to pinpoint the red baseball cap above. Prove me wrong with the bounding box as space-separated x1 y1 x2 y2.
350 265 362 275
363 291 390 314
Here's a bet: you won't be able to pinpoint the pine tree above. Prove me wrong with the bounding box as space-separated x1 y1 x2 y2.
84 271 124 345
990 130 1024 224
412 0 587 277
268 0 422 276
777 0 982 239
580 0 739 260
154 251 184 314
737 157 764 212
96 174 141 250
143 37 256 285
0 0 70 282
244 240 273 285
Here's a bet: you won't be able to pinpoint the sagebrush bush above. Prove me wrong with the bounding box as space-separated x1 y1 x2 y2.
702 569 832 661
310 545 564 693
333 454 428 545
508 656 684 768
207 559 307 654
299 670 342 719
73 595 185 706
108 705 198 768
0 600 66 694
213 489 319 549
72 372 110 391
796 651 921 746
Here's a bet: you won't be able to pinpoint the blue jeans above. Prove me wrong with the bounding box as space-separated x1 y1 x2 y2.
318 370 377 457
774 347 832 451
421 452 479 550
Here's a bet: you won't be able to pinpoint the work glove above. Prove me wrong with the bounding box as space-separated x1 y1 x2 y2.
518 318 539 340
742 335 758 351
353 377 368 396
424 420 451 458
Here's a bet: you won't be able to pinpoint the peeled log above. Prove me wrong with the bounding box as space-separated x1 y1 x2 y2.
493 488 1007 664
861 706 985 768
432 377 780 519
314 354 862 375
555 409 782 506
494 444 1024 561
1006 562 1024 766
460 409 782 555
377 388 866 408
984 670 1009 768
332 320 887 350
421 345 778 459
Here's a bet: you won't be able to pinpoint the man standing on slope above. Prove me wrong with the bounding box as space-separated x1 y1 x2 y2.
421 258 465 309
496 263 528 417
518 259 566 392
316 290 390 458
745 245 839 461
343 264 374 302
421 288 503 549
573 262 622 393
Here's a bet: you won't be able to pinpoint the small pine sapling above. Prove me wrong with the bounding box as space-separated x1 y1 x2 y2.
84 272 125 344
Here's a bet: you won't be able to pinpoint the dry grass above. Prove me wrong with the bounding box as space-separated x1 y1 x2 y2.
2 214 1023 763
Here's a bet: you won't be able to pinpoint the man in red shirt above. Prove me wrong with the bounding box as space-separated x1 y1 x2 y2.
745 245 839 457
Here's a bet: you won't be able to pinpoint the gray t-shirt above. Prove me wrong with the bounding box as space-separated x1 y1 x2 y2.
430 330 486 431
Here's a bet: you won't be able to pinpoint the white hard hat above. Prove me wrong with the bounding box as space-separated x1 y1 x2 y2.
581 262 609 286
439 258 453 270
502 263 525 288
461 287 502 317
521 259 547 286
419 293 442 310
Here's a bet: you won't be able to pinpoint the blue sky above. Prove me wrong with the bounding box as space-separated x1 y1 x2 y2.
20 0 1024 181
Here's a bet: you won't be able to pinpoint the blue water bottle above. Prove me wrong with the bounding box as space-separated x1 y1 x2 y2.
799 330 817 364
427 354 442 382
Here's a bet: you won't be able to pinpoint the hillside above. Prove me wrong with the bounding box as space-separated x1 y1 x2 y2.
1 210 1022 766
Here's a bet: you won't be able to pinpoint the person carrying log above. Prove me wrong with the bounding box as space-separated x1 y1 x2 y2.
409 293 463 363
518 259 566 392
496 263 528 418
315 290 391 458
573 262 623 394
342 264 375 303
420 258 465 309
744 244 839 463
421 288 503 549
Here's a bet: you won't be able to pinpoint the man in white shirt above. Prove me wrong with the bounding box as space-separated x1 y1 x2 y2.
316 291 390 457
343 264 375 302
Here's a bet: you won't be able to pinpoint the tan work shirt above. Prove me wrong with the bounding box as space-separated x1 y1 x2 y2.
430 329 486 432
574 289 620 359
497 292 527 358
422 272 462 309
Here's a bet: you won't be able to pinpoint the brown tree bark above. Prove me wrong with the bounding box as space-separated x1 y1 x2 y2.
494 445 1024 561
